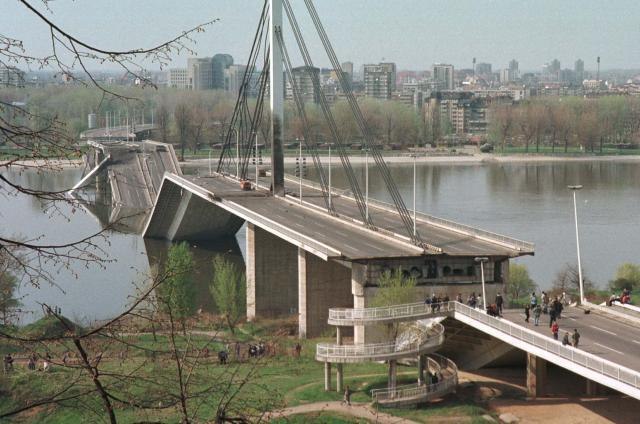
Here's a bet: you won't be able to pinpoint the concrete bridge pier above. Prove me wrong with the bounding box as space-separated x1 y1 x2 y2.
246 224 298 319
297 249 352 338
388 359 398 391
526 352 547 398
336 327 343 393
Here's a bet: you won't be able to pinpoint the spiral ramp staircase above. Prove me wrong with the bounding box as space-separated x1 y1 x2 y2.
316 302 458 407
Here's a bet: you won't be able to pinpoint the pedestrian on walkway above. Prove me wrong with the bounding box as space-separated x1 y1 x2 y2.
562 332 570 346
533 304 542 326
342 385 351 406
530 292 537 307
551 321 559 340
549 307 556 328
555 298 564 320
542 291 549 314
572 329 580 348
524 304 530 323
495 293 504 316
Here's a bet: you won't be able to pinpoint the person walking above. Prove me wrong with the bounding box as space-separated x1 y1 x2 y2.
342 385 351 406
572 329 580 348
555 298 564 320
562 332 570 346
549 307 556 328
530 292 537 307
524 304 530 323
542 291 549 314
495 293 504 316
533 304 542 326
551 321 559 341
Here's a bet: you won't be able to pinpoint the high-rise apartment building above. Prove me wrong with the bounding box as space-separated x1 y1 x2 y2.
287 66 321 104
433 64 454 90
380 62 397 91
363 63 394 99
508 59 519 80
341 61 354 80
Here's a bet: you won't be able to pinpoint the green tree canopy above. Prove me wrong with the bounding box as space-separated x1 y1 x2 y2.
506 263 536 302
609 263 640 292
210 255 245 334
158 242 195 332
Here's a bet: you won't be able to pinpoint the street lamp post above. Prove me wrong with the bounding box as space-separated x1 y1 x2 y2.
328 144 332 209
412 154 417 237
234 128 240 178
475 257 489 312
299 140 303 204
568 185 585 305
365 149 369 222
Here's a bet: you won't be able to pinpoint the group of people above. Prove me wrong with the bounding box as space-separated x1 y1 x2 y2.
607 288 632 306
424 294 450 312
4 352 54 373
524 292 565 327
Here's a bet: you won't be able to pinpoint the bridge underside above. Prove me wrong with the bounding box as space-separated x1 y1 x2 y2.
144 178 244 240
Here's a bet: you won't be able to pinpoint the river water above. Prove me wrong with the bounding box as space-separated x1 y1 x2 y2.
2 159 639 323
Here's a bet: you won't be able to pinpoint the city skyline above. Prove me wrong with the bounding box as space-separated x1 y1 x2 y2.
3 0 639 73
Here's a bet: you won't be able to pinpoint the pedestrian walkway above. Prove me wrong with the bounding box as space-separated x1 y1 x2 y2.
266 401 419 423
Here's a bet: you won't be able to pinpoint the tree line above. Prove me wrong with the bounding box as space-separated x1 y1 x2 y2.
489 96 640 153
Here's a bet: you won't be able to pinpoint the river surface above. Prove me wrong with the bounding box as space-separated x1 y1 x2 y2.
2 160 639 323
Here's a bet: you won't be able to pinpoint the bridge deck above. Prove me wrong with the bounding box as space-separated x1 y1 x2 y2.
182 172 531 259
181 174 421 260
501 307 640 373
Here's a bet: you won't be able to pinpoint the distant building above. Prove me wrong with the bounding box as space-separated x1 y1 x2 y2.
225 65 261 97
575 59 585 83
167 68 191 89
380 62 397 91
508 59 519 80
433 64 454 90
287 66 321 104
476 63 492 76
185 54 234 90
341 61 354 80
212 54 234 89
0 67 25 87
363 63 394 99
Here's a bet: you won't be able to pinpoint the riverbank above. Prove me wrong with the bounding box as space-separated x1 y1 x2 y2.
181 153 640 167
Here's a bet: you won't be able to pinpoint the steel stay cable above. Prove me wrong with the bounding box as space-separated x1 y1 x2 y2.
304 0 424 245
283 0 372 227
275 28 334 213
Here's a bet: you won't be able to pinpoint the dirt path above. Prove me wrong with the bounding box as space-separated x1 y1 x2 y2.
266 401 418 423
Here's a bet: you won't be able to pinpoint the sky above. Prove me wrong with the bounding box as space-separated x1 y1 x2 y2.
3 0 640 73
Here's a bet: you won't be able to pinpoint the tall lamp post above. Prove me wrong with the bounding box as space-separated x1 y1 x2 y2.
568 185 585 305
475 257 489 312
412 154 417 237
365 148 369 222
328 143 332 209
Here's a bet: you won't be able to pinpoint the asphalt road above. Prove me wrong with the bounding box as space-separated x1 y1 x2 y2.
502 307 640 372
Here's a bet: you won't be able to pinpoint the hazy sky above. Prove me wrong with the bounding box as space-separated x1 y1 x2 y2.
4 0 639 72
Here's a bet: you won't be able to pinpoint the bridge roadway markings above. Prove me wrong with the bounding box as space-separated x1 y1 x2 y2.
501 308 640 372
590 325 617 336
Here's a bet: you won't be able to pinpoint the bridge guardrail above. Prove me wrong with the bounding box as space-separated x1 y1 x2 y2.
286 174 534 252
328 302 452 325
316 323 444 362
371 354 458 404
452 302 640 391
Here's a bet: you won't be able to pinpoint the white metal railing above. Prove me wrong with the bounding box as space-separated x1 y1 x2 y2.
452 301 640 391
328 302 452 325
371 354 458 404
284 174 534 252
316 323 444 362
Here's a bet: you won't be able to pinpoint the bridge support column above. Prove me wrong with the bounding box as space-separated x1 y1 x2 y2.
246 224 298 320
526 353 547 398
298 249 351 338
418 355 426 385
352 263 367 344
388 359 398 390
586 379 602 396
324 362 332 391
